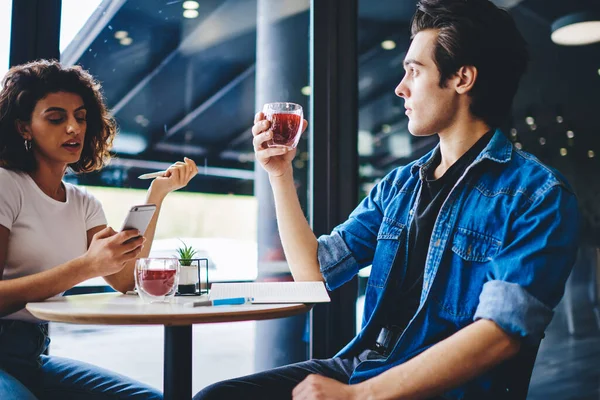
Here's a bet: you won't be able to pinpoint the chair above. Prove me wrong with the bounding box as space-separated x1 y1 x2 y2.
490 342 540 400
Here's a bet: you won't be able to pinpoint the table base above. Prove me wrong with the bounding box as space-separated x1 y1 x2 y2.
164 325 192 400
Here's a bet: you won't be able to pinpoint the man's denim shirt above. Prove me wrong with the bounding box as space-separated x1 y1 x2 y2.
317 130 580 399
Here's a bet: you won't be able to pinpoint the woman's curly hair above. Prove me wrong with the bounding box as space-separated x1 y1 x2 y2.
0 59 116 173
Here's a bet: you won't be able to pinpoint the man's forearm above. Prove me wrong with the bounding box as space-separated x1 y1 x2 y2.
356 319 521 400
270 168 323 281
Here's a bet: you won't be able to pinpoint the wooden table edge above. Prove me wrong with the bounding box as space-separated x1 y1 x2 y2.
26 302 313 326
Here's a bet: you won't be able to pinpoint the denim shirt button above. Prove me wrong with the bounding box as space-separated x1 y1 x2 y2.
409 209 414 215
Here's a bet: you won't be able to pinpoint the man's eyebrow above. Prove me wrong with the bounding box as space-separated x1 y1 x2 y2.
403 59 425 68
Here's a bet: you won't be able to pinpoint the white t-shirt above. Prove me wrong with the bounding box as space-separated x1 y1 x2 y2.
0 168 107 322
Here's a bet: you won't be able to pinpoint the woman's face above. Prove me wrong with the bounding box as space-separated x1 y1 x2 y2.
21 91 87 168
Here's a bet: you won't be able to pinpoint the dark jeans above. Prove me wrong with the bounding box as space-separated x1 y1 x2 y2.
0 319 161 400
194 349 446 400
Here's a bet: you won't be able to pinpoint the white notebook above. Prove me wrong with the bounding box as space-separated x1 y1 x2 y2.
209 282 330 304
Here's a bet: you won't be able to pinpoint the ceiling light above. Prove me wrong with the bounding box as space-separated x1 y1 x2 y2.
183 9 199 19
381 40 396 50
539 137 546 145
588 150 595 158
120 37 133 46
566 130 575 138
182 1 199 10
530 124 537 131
556 116 564 123
301 86 311 96
510 128 517 137
551 12 600 46
114 30 128 40
515 142 522 150
525 116 534 125
560 148 568 156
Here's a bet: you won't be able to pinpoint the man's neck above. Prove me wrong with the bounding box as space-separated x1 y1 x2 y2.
433 117 491 179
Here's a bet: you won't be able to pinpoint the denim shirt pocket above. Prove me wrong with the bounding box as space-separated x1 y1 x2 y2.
451 227 502 263
368 217 405 288
436 227 501 320
362 217 405 325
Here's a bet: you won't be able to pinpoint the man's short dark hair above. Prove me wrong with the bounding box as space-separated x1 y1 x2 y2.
411 0 529 127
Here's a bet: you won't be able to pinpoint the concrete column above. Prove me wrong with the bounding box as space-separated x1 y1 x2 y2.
254 0 310 371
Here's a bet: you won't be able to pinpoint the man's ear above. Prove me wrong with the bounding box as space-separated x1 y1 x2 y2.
454 65 478 95
15 120 31 140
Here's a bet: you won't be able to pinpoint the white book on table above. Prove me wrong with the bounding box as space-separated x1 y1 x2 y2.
209 281 330 304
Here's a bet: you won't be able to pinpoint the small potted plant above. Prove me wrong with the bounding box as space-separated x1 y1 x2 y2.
176 239 199 295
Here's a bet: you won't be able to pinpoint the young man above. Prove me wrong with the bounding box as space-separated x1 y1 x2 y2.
195 0 580 399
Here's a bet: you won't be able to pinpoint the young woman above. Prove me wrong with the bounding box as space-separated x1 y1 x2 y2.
0 60 197 399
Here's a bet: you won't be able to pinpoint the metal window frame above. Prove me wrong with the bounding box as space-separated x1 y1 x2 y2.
10 0 61 67
310 0 359 359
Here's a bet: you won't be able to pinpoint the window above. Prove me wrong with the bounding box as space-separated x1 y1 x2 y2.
355 2 438 332
55 0 311 392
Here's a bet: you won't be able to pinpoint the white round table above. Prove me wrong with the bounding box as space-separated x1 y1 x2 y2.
27 293 312 400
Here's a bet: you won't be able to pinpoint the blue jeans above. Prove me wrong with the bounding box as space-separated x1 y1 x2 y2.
0 319 162 400
194 349 446 400
194 351 368 400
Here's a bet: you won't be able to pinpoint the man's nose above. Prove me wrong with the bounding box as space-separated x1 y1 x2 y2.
395 80 408 98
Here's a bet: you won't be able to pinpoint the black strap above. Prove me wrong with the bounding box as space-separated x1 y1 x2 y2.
372 326 403 356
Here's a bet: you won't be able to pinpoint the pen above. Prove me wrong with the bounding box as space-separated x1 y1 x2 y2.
138 171 167 180
183 297 254 308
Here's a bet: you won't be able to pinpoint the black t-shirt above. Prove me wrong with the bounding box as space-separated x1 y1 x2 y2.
382 130 494 334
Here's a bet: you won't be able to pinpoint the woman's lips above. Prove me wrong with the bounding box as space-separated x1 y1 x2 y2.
62 142 81 152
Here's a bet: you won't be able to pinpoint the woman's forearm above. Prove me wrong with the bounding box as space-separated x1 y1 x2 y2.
0 256 91 317
104 192 164 293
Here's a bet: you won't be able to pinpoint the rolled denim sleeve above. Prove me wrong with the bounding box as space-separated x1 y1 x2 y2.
474 184 580 344
317 232 357 290
317 174 399 290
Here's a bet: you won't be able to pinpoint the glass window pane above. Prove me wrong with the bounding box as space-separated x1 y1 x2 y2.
60 0 103 53
356 2 436 333
56 0 310 394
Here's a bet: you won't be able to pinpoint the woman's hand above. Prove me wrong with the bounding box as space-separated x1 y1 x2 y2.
83 227 145 278
148 157 198 199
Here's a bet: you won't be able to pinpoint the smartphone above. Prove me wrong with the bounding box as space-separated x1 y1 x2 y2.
120 204 157 241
